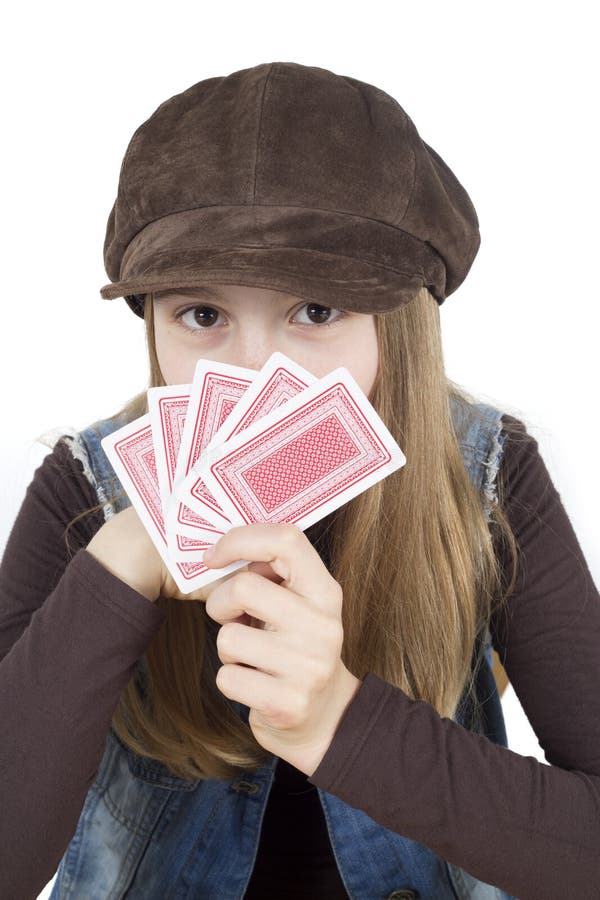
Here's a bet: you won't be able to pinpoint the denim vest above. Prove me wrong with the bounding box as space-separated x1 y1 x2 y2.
49 394 519 900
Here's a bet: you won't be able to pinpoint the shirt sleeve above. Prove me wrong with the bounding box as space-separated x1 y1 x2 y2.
308 416 600 900
0 439 167 900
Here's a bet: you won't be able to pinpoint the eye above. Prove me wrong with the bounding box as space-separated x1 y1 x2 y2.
175 302 347 334
292 303 346 327
176 305 222 332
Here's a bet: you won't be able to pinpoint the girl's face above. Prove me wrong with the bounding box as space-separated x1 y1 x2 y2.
152 283 379 397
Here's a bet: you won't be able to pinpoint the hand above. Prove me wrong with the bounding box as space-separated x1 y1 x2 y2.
202 523 362 776
86 506 225 603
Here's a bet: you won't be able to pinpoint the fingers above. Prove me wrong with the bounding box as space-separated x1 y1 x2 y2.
203 523 341 612
215 617 339 695
198 522 352 769
216 620 291 675
244 560 284 584
215 664 284 721
205 570 297 631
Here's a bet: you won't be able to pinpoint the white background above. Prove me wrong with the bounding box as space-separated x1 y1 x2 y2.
0 2 597 897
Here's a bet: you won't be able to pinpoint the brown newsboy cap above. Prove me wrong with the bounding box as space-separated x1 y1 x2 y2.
100 61 480 318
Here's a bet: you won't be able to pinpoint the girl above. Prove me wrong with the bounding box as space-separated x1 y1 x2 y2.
1 62 599 900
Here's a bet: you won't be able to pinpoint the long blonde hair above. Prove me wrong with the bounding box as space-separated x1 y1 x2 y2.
68 286 520 779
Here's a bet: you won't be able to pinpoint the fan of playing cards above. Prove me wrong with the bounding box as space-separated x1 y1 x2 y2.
101 352 406 594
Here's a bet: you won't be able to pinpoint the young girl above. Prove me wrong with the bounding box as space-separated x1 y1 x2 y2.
1 62 598 900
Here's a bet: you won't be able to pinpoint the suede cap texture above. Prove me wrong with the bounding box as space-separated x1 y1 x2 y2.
99 61 481 318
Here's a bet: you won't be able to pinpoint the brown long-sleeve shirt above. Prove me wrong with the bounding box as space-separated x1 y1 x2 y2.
1 415 599 900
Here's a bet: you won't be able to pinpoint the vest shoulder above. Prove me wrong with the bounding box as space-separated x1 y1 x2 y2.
52 409 142 519
449 392 507 444
79 409 142 443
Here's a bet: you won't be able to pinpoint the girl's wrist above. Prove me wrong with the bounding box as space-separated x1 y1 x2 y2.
85 537 159 603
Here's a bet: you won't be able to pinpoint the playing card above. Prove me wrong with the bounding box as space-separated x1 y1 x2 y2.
202 351 317 452
175 366 406 534
147 384 191 526
100 415 249 594
168 352 318 554
164 359 258 560
148 382 233 564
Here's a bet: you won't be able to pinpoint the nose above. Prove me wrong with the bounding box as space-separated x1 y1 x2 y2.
230 332 282 373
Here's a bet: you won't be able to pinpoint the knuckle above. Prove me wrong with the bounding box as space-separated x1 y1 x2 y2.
264 690 308 728
217 622 239 653
230 570 256 600
204 597 214 619
204 586 222 618
216 665 233 695
308 656 332 690
271 701 299 728
281 523 303 549
258 697 280 720
291 689 310 722
216 627 228 656
317 611 344 650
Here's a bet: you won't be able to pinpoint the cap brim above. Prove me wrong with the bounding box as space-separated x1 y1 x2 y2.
100 206 446 313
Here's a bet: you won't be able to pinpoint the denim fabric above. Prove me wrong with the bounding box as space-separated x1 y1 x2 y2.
50 394 517 899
